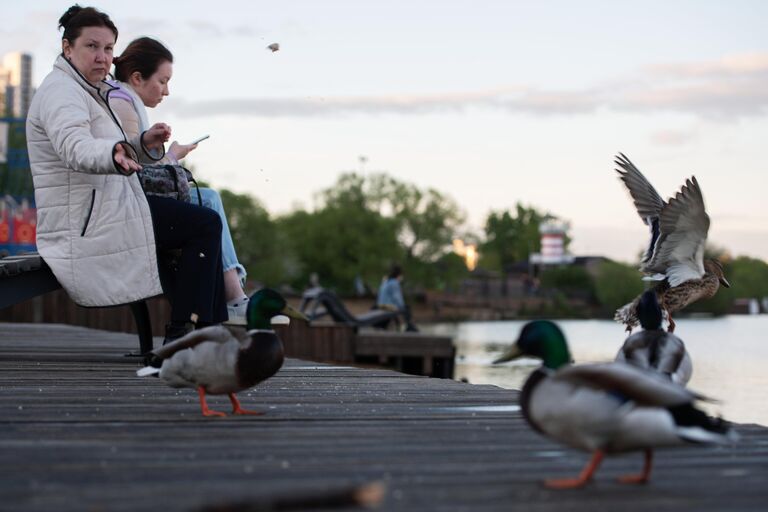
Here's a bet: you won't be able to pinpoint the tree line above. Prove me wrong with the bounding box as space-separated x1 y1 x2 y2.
215 172 470 294
213 171 768 317
5 131 767 316
218 171 562 294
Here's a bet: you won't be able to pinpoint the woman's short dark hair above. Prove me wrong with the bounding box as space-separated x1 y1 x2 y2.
113 37 173 82
58 5 118 43
388 264 403 280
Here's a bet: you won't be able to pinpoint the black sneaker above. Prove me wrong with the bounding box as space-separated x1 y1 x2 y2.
163 322 193 346
143 323 193 367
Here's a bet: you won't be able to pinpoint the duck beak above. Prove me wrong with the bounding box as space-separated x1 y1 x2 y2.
720 276 731 288
493 344 522 364
281 304 309 321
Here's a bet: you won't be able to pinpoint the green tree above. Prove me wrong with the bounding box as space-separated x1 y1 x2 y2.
540 265 596 302
217 189 285 288
593 260 646 313
279 175 402 293
294 172 468 292
207 171 473 294
727 256 768 298
403 251 469 294
689 255 768 315
322 172 466 258
365 174 466 263
480 203 566 271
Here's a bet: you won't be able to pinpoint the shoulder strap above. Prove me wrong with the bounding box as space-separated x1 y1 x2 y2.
180 166 203 206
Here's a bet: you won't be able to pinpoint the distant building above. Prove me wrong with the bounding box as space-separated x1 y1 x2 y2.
1 52 36 256
1 52 34 118
529 221 574 267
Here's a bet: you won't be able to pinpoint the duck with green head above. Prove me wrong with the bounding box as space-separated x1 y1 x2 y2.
494 320 734 489
616 290 692 385
137 288 307 417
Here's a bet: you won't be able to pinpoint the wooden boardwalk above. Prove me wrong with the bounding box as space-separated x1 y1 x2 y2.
0 322 766 511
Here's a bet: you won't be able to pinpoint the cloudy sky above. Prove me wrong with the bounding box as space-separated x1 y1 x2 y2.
3 0 767 262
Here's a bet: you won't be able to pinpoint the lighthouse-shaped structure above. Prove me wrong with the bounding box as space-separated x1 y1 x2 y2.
529 221 574 266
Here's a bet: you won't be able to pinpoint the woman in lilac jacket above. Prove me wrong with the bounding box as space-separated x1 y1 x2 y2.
109 37 250 325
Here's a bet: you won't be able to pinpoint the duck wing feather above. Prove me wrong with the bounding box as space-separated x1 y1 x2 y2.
615 153 666 222
615 153 665 266
151 325 239 360
554 363 707 406
643 176 710 286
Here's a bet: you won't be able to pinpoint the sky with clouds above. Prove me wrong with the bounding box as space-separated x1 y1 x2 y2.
2 0 767 262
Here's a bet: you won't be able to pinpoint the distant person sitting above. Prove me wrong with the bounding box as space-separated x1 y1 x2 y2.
376 265 418 332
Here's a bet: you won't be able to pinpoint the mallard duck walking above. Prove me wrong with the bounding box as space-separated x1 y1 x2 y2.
613 153 729 332
616 290 692 385
137 289 307 417
494 320 734 488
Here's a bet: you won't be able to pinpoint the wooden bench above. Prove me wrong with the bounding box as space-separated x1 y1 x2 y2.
0 253 155 354
355 330 456 378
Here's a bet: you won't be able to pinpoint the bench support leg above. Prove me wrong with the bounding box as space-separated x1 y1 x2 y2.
129 300 154 354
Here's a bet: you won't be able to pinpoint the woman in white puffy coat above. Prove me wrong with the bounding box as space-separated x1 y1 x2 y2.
26 5 227 342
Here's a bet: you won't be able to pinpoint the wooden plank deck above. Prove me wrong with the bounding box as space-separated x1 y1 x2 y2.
0 322 766 511
3 290 456 378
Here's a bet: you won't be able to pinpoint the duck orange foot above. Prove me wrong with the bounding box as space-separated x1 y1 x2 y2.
617 449 652 485
198 386 227 417
229 393 265 416
544 451 604 489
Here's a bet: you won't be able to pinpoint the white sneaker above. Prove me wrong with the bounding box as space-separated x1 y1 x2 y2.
226 299 248 325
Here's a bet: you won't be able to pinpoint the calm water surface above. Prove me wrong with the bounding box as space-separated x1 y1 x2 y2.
421 316 768 426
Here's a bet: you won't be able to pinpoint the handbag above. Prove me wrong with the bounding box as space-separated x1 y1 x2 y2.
138 164 202 205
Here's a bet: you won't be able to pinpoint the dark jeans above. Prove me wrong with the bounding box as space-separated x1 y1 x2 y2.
400 305 419 332
146 195 227 326
373 304 419 332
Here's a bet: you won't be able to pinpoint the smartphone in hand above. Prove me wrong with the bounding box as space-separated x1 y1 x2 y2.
190 134 210 145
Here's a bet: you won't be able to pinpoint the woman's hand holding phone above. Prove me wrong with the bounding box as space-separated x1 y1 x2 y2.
168 135 208 162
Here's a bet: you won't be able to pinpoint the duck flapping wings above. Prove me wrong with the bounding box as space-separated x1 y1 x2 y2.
615 153 710 287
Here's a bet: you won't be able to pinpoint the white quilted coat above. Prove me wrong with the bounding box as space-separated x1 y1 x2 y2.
26 55 164 306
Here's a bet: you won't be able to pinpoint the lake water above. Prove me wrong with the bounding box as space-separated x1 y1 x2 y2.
421 316 768 426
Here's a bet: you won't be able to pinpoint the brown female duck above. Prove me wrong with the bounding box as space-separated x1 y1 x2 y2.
613 153 730 332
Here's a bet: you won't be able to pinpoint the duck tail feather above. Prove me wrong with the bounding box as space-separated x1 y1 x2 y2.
669 403 736 443
677 426 739 445
614 302 636 326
